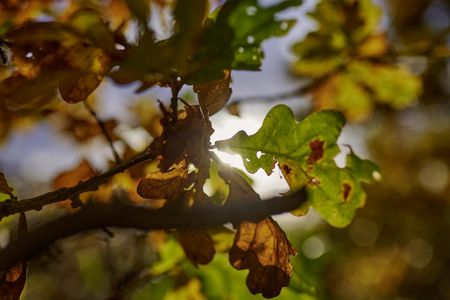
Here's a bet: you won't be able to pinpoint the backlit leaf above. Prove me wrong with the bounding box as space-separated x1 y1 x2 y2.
230 218 296 298
193 70 232 116
217 105 379 227
137 164 189 201
58 44 111 103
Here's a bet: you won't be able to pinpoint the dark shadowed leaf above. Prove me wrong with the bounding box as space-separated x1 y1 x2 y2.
68 9 116 52
159 106 213 171
177 229 215 266
218 164 261 204
4 22 87 44
0 213 28 300
0 172 14 198
0 71 59 112
230 218 296 298
125 0 150 25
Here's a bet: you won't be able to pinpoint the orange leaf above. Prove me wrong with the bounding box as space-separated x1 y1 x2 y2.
230 218 297 298
53 160 95 190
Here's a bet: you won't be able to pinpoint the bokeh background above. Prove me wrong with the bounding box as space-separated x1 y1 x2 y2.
0 0 449 299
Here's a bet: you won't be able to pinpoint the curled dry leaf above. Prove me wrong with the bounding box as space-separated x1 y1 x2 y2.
193 70 232 116
0 172 14 198
230 218 296 298
136 164 189 201
177 229 215 265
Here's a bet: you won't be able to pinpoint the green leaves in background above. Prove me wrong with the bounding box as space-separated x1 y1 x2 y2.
291 0 422 120
228 0 301 70
112 0 301 88
216 105 379 227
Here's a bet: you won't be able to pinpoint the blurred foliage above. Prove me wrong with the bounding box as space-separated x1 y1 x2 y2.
291 0 424 120
0 0 448 299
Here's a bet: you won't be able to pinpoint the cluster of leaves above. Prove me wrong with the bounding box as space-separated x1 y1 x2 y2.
291 0 422 120
0 0 382 299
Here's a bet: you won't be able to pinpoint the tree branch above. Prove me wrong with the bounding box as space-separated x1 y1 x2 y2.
0 148 159 221
229 78 325 106
83 101 122 164
0 189 307 271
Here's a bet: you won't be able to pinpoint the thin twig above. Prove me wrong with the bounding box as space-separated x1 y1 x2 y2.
170 81 182 122
83 101 122 164
0 189 307 271
0 148 159 220
228 77 325 106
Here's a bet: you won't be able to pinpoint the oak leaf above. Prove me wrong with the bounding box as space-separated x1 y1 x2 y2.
177 229 215 265
193 70 232 116
159 106 213 171
137 165 189 201
217 105 379 227
230 218 296 298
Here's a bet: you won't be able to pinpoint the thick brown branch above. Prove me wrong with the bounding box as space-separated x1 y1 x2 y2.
0 149 158 220
0 189 307 271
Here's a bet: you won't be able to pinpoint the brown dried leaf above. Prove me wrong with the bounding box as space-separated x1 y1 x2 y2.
177 229 215 265
194 70 232 116
59 44 111 103
0 172 14 198
137 164 189 201
159 106 213 170
230 218 296 298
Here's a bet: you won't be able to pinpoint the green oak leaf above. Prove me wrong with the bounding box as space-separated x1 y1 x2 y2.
229 0 301 70
216 105 379 227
